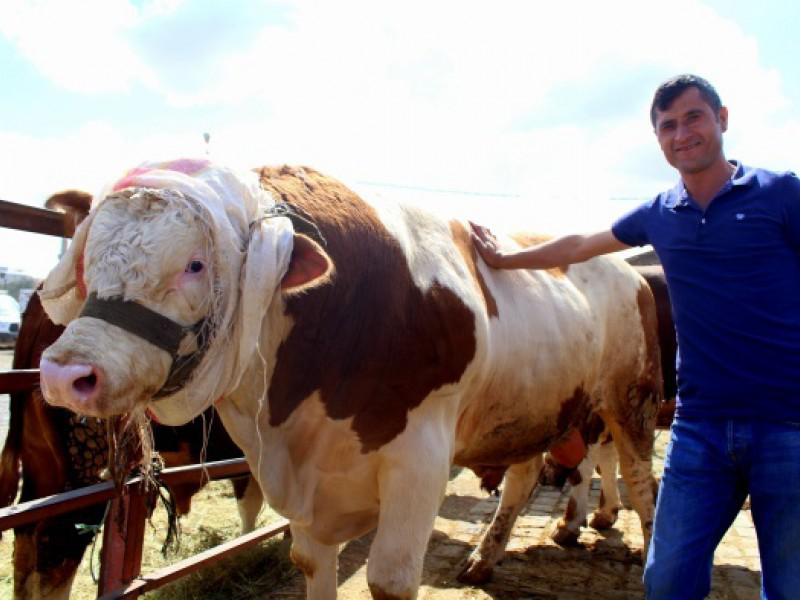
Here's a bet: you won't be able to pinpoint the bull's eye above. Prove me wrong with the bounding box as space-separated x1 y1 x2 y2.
186 260 205 274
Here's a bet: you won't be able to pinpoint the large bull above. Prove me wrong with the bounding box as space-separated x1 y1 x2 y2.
37 159 660 599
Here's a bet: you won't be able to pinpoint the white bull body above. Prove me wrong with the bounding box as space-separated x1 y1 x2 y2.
38 161 660 599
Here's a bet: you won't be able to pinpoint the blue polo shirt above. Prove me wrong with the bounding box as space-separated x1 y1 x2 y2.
612 161 800 422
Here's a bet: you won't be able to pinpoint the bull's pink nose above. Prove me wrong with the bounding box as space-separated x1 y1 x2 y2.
39 358 103 411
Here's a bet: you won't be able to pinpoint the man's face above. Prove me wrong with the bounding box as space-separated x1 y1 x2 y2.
653 86 728 176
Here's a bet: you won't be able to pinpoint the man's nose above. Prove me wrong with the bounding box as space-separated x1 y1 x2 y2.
675 121 691 142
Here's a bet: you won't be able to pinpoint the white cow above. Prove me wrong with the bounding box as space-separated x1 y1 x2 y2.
38 159 660 599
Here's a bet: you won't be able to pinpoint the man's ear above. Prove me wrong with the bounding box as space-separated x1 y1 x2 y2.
719 106 729 132
281 234 333 292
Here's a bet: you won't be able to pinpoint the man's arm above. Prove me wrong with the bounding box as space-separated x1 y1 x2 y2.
470 223 630 270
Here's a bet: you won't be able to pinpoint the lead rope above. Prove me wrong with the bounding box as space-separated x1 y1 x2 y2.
257 201 327 248
78 462 181 585
79 499 111 583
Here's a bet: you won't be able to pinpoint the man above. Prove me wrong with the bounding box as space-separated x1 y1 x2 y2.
471 74 800 599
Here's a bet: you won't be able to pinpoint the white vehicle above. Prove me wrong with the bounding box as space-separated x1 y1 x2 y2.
0 292 21 345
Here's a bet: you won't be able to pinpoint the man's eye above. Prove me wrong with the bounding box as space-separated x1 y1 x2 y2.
185 260 205 274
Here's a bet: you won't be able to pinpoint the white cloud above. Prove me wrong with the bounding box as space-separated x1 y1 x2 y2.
0 0 153 93
2 0 800 279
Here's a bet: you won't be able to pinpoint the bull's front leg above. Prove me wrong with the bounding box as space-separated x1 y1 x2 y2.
458 454 544 584
366 424 452 599
290 523 339 600
552 448 599 546
232 476 263 534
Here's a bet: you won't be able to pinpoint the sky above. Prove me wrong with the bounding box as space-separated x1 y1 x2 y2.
1 0 799 278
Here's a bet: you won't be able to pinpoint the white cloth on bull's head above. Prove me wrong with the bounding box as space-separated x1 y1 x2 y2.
40 158 296 422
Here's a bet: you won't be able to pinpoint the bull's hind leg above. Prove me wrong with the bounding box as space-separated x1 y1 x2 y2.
589 436 623 531
458 454 544 584
601 409 657 555
289 523 339 600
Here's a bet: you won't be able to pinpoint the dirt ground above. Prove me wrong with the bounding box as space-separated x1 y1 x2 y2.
267 433 761 599
0 415 762 599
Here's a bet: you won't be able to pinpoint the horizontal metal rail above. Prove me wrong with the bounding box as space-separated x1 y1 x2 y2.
0 369 39 394
0 198 74 238
97 520 291 600
0 458 251 532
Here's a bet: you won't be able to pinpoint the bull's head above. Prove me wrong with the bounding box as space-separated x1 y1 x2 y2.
38 163 332 425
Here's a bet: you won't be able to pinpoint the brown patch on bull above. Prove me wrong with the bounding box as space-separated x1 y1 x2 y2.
509 232 569 278
554 387 606 456
258 166 477 453
556 387 591 434
449 221 499 318
289 548 316 578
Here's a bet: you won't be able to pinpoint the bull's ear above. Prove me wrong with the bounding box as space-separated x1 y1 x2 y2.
38 210 97 325
280 234 333 292
232 222 332 391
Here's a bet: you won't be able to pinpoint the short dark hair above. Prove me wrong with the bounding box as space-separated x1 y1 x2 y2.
650 74 722 127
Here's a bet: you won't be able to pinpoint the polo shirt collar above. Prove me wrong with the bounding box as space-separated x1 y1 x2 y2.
663 160 753 209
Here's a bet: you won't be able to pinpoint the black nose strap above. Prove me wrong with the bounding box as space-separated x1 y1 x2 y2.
80 292 188 355
79 292 210 398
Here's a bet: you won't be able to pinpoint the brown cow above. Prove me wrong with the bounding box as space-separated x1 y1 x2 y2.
635 265 677 427
37 160 660 598
0 191 262 600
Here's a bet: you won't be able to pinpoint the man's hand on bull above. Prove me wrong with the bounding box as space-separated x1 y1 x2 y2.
470 222 630 271
469 222 508 269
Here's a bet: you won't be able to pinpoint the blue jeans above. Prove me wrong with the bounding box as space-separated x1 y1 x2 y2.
644 418 800 599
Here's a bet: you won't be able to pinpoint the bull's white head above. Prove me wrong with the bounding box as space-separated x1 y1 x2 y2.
38 162 332 425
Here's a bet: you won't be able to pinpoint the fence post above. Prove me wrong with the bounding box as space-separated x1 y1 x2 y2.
97 483 148 599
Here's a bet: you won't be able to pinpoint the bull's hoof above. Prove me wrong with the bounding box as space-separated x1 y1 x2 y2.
589 511 617 531
551 527 581 547
457 556 494 585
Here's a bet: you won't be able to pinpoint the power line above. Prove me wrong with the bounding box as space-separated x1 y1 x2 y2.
356 180 522 198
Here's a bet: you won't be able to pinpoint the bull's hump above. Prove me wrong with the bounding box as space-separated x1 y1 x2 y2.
258 166 477 453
